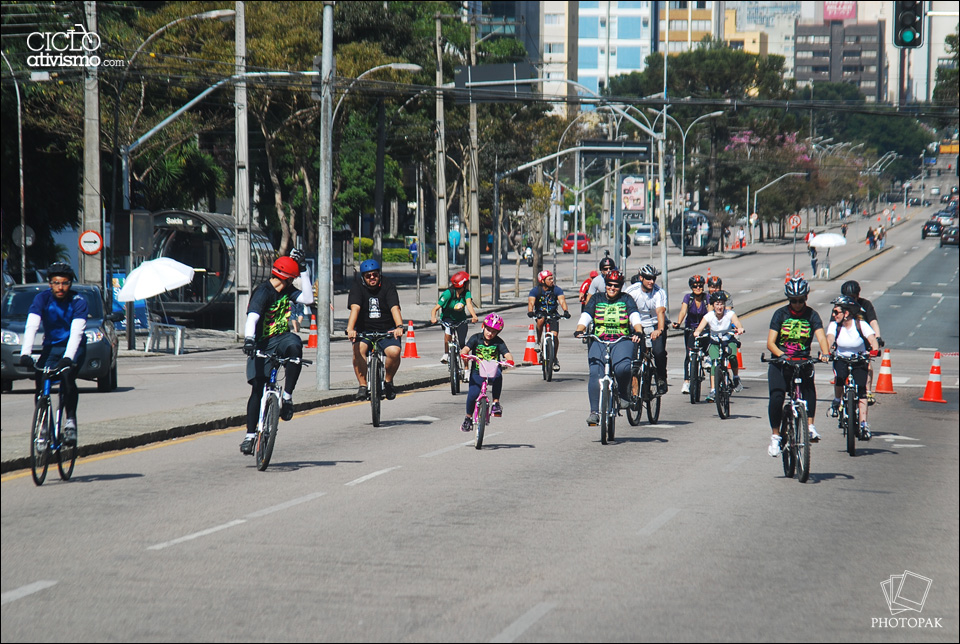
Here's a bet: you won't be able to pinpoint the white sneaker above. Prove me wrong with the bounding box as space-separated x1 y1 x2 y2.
681 381 690 394
808 425 821 442
768 435 782 457
440 355 448 364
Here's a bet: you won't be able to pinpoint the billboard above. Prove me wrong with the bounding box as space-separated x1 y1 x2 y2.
621 176 645 214
823 1 856 21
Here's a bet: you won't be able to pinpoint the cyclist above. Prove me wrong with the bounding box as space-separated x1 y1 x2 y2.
840 280 883 404
707 275 740 366
430 270 478 363
578 270 599 307
459 314 515 432
672 274 708 394
240 250 314 455
692 290 745 401
346 259 405 401
583 256 617 306
574 269 645 426
527 270 571 372
623 263 669 395
826 295 879 439
17 263 87 447
765 277 831 457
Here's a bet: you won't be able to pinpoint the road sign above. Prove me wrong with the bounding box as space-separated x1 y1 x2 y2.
788 214 802 230
79 229 103 255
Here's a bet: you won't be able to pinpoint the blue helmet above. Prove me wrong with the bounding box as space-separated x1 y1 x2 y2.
359 259 380 274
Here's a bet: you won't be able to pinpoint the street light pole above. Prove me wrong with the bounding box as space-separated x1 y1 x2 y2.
1 52 26 284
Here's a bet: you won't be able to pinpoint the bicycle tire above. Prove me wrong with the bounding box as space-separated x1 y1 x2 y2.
30 398 51 486
796 403 811 483
599 382 610 444
449 344 459 395
689 357 702 404
254 395 279 471
607 385 617 443
845 387 857 457
716 371 731 419
475 398 488 449
56 403 76 481
369 356 381 427
643 365 661 424
780 411 796 478
544 336 554 382
626 372 642 426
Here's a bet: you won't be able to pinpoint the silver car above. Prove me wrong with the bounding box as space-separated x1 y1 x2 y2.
632 224 659 246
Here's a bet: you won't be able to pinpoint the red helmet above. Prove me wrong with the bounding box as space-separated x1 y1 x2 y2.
538 270 553 283
589 270 599 279
605 270 625 287
272 256 299 280
451 271 469 288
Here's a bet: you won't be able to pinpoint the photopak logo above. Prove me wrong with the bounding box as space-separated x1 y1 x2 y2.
872 571 942 629
27 24 124 68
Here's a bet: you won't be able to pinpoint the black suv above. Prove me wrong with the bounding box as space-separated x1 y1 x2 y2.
921 219 943 239
1 283 121 392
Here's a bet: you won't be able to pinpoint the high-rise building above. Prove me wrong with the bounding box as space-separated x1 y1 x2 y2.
577 1 657 96
794 19 886 103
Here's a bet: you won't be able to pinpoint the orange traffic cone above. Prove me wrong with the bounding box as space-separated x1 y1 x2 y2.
402 320 419 358
736 345 744 369
706 267 712 282
918 351 947 403
874 349 896 394
522 323 540 365
306 313 318 349
784 268 792 284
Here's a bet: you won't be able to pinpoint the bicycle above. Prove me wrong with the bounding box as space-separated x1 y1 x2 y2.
443 320 471 395
761 354 820 483
706 331 742 420
686 331 709 404
29 362 77 485
831 352 873 457
626 334 661 426
356 331 395 427
461 354 511 450
252 350 311 471
535 311 564 381
581 333 633 444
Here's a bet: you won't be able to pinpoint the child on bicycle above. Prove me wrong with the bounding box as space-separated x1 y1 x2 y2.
692 290 745 402
459 314 515 432
430 270 478 363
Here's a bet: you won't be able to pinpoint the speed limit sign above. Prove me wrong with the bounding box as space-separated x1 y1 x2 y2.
788 214 802 230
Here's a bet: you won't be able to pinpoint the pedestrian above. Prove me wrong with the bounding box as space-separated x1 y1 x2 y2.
408 239 418 268
841 223 848 238
876 225 885 250
737 225 746 249
866 226 875 250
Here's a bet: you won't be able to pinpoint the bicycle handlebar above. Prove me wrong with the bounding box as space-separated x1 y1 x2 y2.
576 333 638 346
253 350 313 366
830 351 876 364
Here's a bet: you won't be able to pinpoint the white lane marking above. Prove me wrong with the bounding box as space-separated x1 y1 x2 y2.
130 365 171 372
204 362 246 369
490 602 557 643
902 292 914 296
420 434 503 458
147 519 247 551
394 415 441 422
345 466 401 486
722 455 750 472
529 410 566 422
931 293 943 297
245 492 326 519
638 507 681 536
1 580 57 605
918 347 940 352
883 436 919 442
892 444 925 448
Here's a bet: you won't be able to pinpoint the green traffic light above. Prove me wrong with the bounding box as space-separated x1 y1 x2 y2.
903 30 916 43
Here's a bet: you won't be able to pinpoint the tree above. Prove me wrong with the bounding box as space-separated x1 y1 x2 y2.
932 25 959 130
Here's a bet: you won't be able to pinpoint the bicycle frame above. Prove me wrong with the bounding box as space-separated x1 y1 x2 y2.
582 334 632 444
462 355 509 449
252 350 311 470
763 354 819 483
832 353 871 456
444 320 471 392
30 362 73 485
536 312 562 381
358 331 394 427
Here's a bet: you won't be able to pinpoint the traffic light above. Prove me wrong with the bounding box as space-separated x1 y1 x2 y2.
894 1 924 48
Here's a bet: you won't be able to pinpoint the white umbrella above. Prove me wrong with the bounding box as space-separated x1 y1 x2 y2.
117 257 195 302
808 233 847 249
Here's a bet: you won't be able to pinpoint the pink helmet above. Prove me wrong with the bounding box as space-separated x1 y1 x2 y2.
538 270 553 283
483 313 504 331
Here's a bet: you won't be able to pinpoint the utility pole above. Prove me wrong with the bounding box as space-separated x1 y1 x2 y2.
468 20 481 303
316 1 334 390
81 1 102 292
435 14 450 296
234 1 251 339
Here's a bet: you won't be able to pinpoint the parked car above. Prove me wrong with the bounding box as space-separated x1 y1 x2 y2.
941 226 959 247
632 224 659 246
562 233 590 254
921 219 943 239
1 283 121 392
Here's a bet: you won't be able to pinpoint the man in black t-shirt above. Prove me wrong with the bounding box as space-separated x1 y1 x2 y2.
240 250 314 455
346 259 404 401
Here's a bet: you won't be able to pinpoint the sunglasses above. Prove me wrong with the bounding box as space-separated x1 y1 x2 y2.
363 271 381 279
832 309 843 315
50 280 72 287
789 298 806 304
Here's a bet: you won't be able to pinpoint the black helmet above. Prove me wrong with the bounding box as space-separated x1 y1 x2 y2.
832 295 861 314
709 290 728 304
638 263 660 279
707 275 722 289
784 276 810 299
47 263 76 281
599 257 616 271
689 274 705 288
605 270 625 287
841 280 861 298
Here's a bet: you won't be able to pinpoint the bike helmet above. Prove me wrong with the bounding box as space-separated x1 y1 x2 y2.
599 257 616 271
840 280 861 298
707 275 722 289
832 295 861 314
359 259 380 274
589 270 599 279
451 270 469 288
46 262 76 281
272 256 299 280
483 313 504 331
784 276 810 299
709 290 728 304
689 274 705 288
605 270 625 287
537 270 553 284
638 263 661 279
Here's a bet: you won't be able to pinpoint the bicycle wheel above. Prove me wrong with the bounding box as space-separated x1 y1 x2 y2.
256 395 280 471
780 410 796 478
845 387 857 457
795 403 811 483
475 398 488 449
543 336 554 382
607 385 617 443
626 372 642 426
716 371 731 419
30 398 51 486
689 357 702 404
449 344 459 395
56 402 76 481
369 356 381 427
644 366 661 424
599 381 610 445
